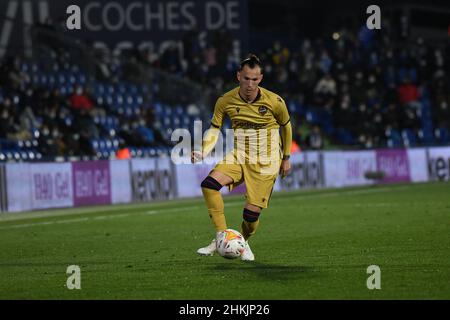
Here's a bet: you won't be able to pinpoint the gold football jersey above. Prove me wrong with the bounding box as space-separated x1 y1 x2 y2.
207 86 290 163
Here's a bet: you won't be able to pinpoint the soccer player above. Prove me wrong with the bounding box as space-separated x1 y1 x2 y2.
191 54 292 261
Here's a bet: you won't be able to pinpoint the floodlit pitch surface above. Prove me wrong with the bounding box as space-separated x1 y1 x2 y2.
0 182 448 299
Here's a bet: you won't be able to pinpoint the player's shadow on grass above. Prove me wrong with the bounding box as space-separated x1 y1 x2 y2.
212 261 315 281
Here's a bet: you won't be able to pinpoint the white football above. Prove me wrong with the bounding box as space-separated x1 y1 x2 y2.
216 229 246 259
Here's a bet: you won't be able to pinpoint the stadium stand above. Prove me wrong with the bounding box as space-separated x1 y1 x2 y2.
0 13 448 162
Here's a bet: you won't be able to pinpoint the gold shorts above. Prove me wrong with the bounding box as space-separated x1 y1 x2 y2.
212 152 280 209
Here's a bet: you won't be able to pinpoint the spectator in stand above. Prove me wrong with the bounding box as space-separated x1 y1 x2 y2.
78 130 96 156
383 103 402 129
37 124 65 157
290 140 301 154
182 25 202 63
434 98 450 129
314 73 337 96
187 103 201 117
19 105 40 133
0 56 29 91
160 43 183 75
73 108 99 139
0 99 32 141
116 140 131 159
211 28 232 75
305 125 324 150
70 86 94 111
397 77 420 109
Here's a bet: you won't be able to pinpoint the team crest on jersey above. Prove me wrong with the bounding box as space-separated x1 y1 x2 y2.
258 106 268 115
236 107 240 113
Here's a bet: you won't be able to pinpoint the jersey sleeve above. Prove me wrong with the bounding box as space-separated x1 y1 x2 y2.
210 96 226 128
202 96 226 156
273 96 290 127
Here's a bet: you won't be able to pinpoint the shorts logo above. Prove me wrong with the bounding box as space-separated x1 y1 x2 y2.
258 106 268 116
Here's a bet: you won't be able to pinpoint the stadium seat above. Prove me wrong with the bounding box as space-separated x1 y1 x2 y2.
336 128 355 145
114 94 124 106
418 128 434 144
76 73 86 85
401 129 417 147
20 62 29 72
118 83 126 94
154 102 163 115
105 95 114 106
385 127 402 147
434 127 450 144
95 83 105 95
128 84 138 95
58 73 66 84
106 84 115 94
125 95 134 106
67 73 76 85
125 107 133 117
28 151 36 160
172 117 181 126
91 139 99 149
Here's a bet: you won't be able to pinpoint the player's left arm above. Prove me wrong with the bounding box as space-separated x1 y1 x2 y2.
279 122 292 177
274 96 292 177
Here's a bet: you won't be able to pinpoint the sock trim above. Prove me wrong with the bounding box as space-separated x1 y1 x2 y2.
201 176 223 191
243 208 260 222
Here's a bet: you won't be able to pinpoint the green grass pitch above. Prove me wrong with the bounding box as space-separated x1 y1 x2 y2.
0 182 449 299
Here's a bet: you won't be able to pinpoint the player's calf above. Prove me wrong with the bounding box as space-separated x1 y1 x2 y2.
241 208 261 240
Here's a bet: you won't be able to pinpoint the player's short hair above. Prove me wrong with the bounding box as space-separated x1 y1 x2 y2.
239 54 263 73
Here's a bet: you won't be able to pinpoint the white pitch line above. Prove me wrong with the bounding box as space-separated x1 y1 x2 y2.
270 185 412 202
0 214 130 230
0 185 417 230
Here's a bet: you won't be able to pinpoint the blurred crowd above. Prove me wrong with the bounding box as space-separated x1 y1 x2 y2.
0 54 171 159
133 21 449 150
0 15 449 160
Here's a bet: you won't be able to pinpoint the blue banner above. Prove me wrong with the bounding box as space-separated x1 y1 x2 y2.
0 0 249 58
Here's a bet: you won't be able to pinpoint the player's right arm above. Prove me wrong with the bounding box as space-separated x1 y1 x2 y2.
191 96 226 163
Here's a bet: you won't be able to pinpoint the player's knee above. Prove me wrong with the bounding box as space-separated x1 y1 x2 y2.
200 176 223 191
243 208 260 222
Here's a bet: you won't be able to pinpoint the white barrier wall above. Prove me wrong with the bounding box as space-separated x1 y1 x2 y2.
2 146 449 213
6 163 32 212
130 156 177 201
407 149 428 182
174 157 239 198
30 162 73 210
426 147 450 181
323 151 376 188
275 151 325 191
110 160 132 204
